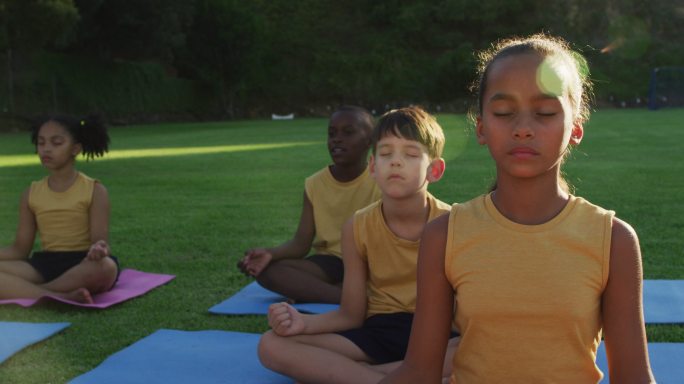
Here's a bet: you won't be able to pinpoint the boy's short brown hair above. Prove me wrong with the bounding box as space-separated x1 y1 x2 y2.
371 106 445 159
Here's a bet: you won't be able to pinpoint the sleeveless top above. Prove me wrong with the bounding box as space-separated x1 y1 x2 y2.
445 193 614 383
28 172 96 251
354 193 451 317
305 166 381 257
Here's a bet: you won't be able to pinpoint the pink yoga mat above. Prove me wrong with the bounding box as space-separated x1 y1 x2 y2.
0 269 175 309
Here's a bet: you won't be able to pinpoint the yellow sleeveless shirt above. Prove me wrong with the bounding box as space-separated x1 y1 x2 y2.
445 193 614 383
305 166 380 257
354 193 451 317
28 172 96 251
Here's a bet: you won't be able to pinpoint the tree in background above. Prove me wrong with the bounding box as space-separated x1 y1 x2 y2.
0 0 78 116
70 0 193 63
1 0 682 121
178 0 262 118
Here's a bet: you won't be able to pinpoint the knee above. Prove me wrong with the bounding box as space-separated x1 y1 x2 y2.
100 256 118 280
88 257 118 293
258 330 286 371
255 264 278 289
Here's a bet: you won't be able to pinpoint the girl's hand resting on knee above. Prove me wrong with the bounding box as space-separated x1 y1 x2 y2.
87 240 110 260
268 302 305 336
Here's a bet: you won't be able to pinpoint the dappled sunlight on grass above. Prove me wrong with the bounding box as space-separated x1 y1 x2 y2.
0 141 319 168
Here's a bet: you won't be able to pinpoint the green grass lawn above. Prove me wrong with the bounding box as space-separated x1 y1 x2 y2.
1 108 683 383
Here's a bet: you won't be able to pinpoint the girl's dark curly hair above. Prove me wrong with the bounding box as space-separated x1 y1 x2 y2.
31 114 109 159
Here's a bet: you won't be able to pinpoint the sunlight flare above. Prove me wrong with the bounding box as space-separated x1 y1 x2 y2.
0 142 318 167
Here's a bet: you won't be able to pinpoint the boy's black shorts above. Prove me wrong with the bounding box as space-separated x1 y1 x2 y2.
337 312 460 364
336 312 414 364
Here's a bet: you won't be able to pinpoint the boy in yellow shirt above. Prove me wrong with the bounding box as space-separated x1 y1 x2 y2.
257 106 451 383
238 106 380 303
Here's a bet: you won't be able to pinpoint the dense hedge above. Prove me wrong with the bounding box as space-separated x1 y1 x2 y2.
0 52 218 124
1 0 682 122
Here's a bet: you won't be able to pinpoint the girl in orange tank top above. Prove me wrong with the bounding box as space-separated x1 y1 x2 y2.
381 34 654 384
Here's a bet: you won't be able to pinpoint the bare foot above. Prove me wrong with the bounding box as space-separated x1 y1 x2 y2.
62 287 94 304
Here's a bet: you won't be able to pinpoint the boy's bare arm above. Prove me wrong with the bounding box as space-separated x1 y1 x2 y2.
240 192 316 276
267 191 316 260
308 218 367 331
271 218 367 335
0 189 36 260
381 215 454 384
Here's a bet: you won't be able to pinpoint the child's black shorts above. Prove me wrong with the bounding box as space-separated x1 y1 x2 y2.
306 254 344 284
336 312 414 364
28 250 120 285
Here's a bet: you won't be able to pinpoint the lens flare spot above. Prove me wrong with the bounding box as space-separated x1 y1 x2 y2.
603 16 650 59
536 58 564 97
600 37 625 54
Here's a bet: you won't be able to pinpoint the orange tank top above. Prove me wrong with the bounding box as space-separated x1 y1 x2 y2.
445 193 614 383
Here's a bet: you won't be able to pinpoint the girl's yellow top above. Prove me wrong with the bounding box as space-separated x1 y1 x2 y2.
446 193 614 383
29 172 95 251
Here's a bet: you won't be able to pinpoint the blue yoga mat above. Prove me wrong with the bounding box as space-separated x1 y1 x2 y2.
69 329 291 384
597 342 684 383
209 281 338 315
211 280 684 322
69 329 682 384
0 321 70 364
643 280 684 324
